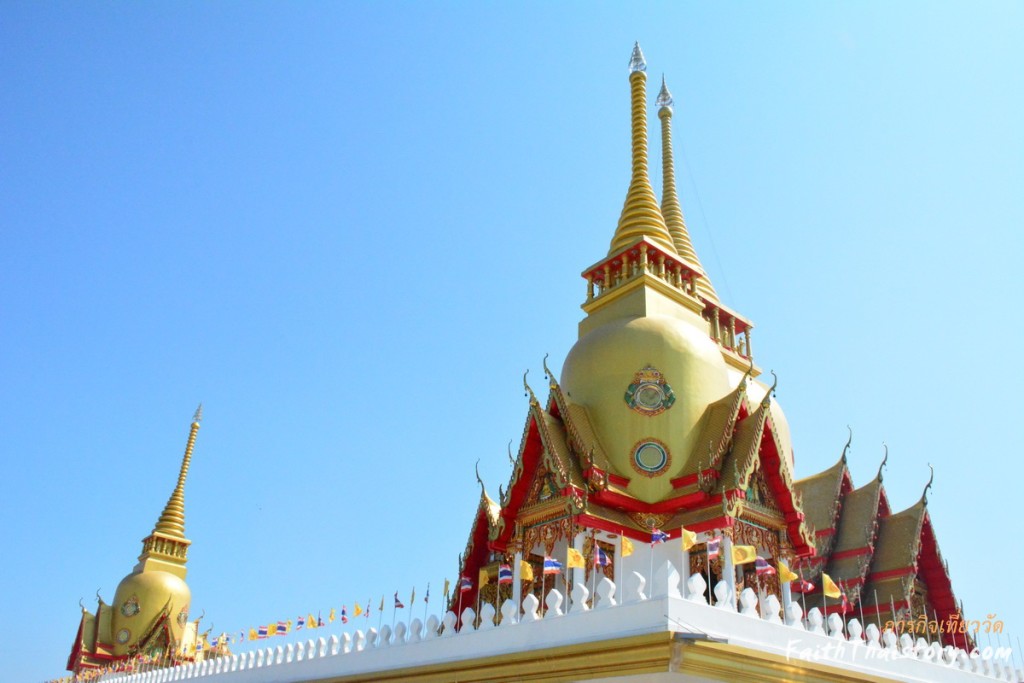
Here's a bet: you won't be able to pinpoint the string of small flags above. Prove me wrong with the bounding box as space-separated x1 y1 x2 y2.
228 584 438 645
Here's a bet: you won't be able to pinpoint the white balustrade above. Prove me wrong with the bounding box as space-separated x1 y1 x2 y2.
81 556 1010 683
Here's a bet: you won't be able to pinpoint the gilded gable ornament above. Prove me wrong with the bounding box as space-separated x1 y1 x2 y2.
120 594 140 618
624 365 676 416
177 606 189 628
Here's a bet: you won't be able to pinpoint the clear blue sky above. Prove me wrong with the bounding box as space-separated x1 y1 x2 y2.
2 2 1022 680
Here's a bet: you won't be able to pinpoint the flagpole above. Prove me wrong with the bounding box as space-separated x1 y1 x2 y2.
541 555 547 617
457 584 463 624
706 537 712 605
423 582 430 624
872 589 882 632
1016 636 1023 677
797 565 807 620
857 592 866 641
377 595 383 631
890 595 897 634
476 576 482 625
949 609 958 652
566 537 572 604
590 529 598 608
391 594 397 630
841 590 848 637
648 521 655 594
755 571 762 618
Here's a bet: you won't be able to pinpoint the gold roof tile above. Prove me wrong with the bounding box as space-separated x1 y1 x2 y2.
793 457 848 537
869 499 926 574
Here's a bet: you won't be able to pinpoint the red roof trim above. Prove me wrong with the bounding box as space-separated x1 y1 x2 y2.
869 567 915 582
830 546 871 561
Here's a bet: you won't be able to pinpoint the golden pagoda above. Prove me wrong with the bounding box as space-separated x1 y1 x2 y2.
67 407 208 675
455 43 963 650
61 44 1000 683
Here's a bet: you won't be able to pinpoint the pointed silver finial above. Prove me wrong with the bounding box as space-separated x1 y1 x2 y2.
629 42 647 73
656 75 673 111
193 403 203 424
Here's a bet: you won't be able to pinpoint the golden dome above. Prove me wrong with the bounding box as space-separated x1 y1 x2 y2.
109 569 191 656
561 313 731 502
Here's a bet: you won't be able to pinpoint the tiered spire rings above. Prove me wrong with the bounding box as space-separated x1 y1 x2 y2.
608 43 677 256
658 76 718 301
153 404 202 539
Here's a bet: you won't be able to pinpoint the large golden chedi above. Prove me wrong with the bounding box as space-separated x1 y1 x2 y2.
67 408 203 674
560 44 788 503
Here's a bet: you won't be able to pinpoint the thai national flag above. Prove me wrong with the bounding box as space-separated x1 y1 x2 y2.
257 625 268 639
459 576 473 593
706 537 721 559
498 564 514 584
755 557 776 576
276 621 288 635
341 606 348 624
394 592 405 609
543 556 563 575
296 615 305 630
594 547 611 567
651 529 669 545
317 613 325 627
793 579 815 593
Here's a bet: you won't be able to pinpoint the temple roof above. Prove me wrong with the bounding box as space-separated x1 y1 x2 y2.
793 457 849 537
869 498 926 576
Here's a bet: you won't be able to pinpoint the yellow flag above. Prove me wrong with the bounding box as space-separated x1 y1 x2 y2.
519 559 534 581
478 568 490 586
443 579 451 598
567 548 585 569
248 628 257 641
328 608 336 623
822 572 842 599
353 603 363 617
680 527 698 551
378 596 384 612
731 544 757 565
410 588 416 606
307 613 316 629
622 536 634 557
778 560 798 583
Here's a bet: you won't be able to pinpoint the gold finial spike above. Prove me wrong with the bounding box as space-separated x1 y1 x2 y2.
741 356 755 386
657 75 718 300
609 45 677 256
523 370 539 406
761 370 778 408
475 459 486 497
628 42 646 73
152 409 202 539
922 463 934 504
542 353 559 390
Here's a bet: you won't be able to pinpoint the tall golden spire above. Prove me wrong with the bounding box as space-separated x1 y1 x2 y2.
152 404 202 538
608 43 677 256
133 405 201 577
657 76 718 301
